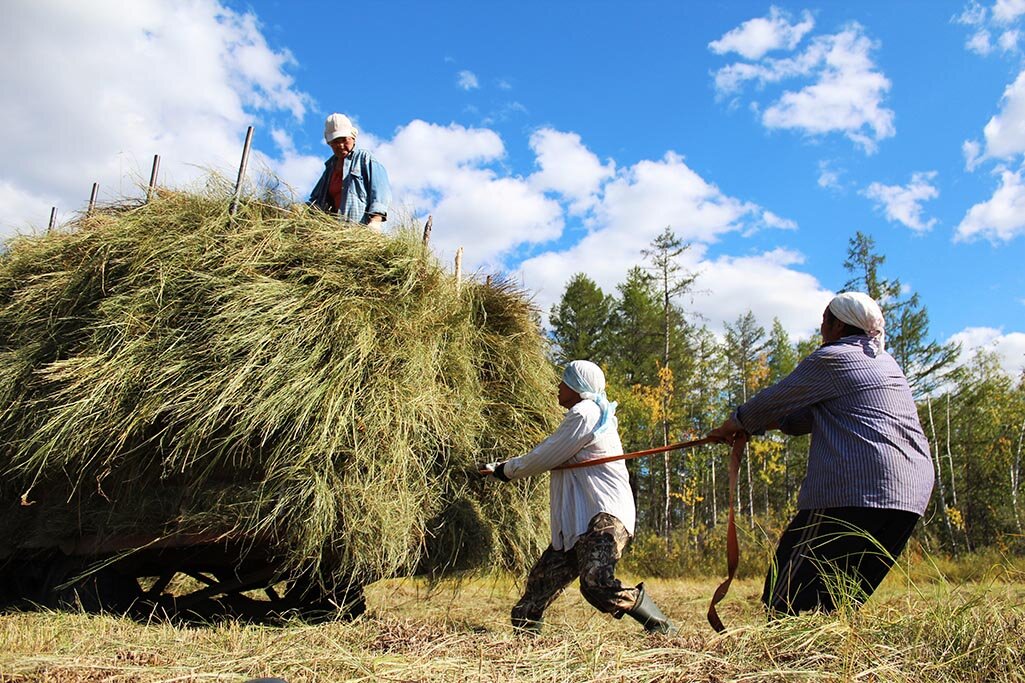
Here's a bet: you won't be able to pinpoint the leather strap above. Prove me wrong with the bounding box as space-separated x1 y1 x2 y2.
552 436 715 470
707 432 747 633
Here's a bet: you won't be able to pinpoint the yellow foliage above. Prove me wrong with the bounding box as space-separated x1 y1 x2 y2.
948 506 965 531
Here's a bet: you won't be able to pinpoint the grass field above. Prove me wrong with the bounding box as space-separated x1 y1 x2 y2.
2 556 1024 683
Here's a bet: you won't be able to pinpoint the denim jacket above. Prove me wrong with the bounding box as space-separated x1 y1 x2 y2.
309 147 391 224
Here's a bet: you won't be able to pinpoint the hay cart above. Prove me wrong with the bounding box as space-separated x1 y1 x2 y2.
0 518 367 623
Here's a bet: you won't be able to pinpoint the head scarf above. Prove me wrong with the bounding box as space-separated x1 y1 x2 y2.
828 291 886 353
562 360 617 435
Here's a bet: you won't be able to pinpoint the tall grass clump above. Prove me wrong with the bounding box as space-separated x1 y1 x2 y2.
0 189 557 586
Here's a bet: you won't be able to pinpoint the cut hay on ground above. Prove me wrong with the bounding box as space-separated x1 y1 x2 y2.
0 190 558 586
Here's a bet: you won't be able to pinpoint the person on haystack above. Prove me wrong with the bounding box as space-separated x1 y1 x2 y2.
708 292 935 617
309 113 391 227
482 360 677 636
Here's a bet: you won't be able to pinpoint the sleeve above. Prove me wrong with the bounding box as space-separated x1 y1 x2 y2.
308 165 329 209
366 156 391 218
501 406 597 480
735 351 839 434
778 407 814 435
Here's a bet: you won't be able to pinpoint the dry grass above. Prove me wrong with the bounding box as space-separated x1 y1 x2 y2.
1 568 1023 682
0 189 558 585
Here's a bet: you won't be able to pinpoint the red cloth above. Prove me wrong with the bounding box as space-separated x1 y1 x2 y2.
327 163 344 211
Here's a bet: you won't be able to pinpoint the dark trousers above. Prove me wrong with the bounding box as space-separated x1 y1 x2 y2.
763 506 920 616
511 512 639 629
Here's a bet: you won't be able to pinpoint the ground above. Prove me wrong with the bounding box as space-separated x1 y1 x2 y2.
1 567 1023 682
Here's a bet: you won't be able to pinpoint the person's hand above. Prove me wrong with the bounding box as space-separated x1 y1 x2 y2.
707 415 745 444
477 461 510 482
367 214 384 227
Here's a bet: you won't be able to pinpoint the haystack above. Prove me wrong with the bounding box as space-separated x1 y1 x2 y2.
0 190 558 587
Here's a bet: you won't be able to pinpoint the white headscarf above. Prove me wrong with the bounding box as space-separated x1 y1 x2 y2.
829 292 886 353
562 360 617 435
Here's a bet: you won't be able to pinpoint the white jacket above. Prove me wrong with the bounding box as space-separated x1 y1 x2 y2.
502 400 635 551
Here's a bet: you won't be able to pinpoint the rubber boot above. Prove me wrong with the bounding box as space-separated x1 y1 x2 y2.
626 583 678 635
511 613 543 635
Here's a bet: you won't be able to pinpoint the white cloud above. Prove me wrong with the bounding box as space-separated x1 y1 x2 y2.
528 129 615 214
948 326 1025 378
457 70 479 90
994 0 1025 23
708 6 815 60
999 28 1022 50
964 139 983 170
955 2 989 26
973 69 1025 161
959 1 1025 53
862 171 939 233
593 152 763 244
0 0 311 238
955 166 1025 242
968 28 995 54
515 153 822 335
374 120 563 266
762 210 798 230
818 160 842 189
519 238 832 339
712 23 895 153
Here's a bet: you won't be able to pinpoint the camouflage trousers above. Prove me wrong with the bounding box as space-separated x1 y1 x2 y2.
511 512 640 630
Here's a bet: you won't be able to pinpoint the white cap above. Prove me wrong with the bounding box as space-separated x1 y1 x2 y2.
324 113 358 142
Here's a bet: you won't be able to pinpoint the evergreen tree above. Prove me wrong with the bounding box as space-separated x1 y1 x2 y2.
607 267 663 386
724 311 768 527
548 273 614 365
843 232 959 395
642 227 697 536
767 318 798 383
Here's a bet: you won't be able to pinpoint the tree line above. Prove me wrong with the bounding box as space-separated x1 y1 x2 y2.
548 228 1025 560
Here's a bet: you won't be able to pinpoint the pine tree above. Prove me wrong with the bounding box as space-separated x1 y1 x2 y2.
843 231 960 395
642 227 697 536
548 273 614 365
724 311 768 527
767 318 798 383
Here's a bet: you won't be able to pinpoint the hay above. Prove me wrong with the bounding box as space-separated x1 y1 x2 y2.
0 190 558 586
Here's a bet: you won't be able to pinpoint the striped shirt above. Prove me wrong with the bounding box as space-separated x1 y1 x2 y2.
735 336 935 515
502 401 635 551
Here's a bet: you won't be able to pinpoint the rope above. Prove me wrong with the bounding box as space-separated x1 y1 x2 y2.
707 431 747 633
552 436 715 470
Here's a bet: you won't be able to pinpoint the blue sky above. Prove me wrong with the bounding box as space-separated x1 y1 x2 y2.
2 0 1023 376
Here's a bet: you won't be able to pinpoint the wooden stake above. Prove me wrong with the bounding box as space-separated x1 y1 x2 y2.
422 214 433 245
87 183 99 215
147 154 161 202
48 207 56 232
454 247 463 292
229 126 254 218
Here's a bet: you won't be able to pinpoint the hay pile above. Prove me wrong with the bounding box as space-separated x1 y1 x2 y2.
0 191 558 585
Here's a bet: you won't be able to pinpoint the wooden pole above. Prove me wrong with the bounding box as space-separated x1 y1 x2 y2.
48 207 56 232
229 126 254 217
422 214 433 245
147 154 161 202
87 183 99 215
454 247 463 292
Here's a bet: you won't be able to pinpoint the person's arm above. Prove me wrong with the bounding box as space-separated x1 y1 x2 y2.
365 156 391 224
499 406 597 480
308 164 330 210
734 352 838 434
778 407 813 435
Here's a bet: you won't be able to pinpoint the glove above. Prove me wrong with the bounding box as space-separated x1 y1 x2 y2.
478 461 510 482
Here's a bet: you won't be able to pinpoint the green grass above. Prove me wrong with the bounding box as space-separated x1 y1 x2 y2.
1 561 1023 682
